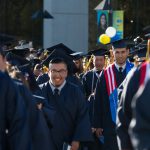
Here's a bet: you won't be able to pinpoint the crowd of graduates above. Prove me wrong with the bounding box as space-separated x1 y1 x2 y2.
0 34 150 150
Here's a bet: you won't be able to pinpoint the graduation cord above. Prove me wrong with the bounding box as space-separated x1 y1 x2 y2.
91 72 95 126
92 71 102 124
91 71 102 125
91 71 95 94
91 71 102 98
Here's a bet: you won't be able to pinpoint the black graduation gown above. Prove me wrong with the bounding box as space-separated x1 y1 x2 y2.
82 70 102 150
40 81 93 149
129 79 150 150
82 69 100 99
0 72 27 150
94 66 127 150
116 67 141 150
14 80 57 150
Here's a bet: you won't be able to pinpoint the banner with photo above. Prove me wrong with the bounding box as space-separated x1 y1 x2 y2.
97 10 109 38
112 10 124 39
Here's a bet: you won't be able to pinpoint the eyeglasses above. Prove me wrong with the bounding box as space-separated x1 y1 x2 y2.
50 69 67 75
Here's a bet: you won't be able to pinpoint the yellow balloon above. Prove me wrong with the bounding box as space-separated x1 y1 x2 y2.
99 34 111 44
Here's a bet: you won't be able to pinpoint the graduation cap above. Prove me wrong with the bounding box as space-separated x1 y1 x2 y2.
111 39 127 49
6 52 30 67
5 48 30 58
128 35 148 60
18 64 39 90
46 43 75 54
4 41 31 58
42 49 73 66
70 52 84 60
15 40 33 49
129 46 147 58
89 48 109 56
41 49 76 74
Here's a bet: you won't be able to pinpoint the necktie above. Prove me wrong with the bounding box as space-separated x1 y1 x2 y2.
119 67 123 73
96 70 101 74
54 88 59 96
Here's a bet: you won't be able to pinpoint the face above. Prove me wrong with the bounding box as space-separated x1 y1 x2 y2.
113 48 129 66
34 69 42 77
74 59 83 71
74 59 81 69
93 56 105 71
48 63 68 87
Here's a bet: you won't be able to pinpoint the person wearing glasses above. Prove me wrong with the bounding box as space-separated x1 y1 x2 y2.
40 58 93 150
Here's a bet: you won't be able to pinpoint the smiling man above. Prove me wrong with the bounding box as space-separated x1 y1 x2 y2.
49 59 68 88
40 58 93 150
93 39 134 150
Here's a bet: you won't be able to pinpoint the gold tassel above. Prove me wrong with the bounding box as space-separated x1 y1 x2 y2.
83 55 94 72
42 65 49 73
146 39 150 62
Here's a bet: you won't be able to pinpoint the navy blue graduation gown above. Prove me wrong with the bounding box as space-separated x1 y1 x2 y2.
0 72 27 150
36 73 49 85
116 67 140 149
93 66 127 150
130 79 150 150
67 75 84 93
14 80 57 150
40 81 93 149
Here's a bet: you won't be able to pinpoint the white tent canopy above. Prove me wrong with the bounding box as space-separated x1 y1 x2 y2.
94 0 107 10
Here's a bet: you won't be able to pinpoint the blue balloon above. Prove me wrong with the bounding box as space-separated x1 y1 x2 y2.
111 34 120 42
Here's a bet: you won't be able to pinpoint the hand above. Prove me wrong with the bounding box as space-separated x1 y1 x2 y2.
37 103 43 110
91 127 96 133
70 141 80 150
95 128 103 137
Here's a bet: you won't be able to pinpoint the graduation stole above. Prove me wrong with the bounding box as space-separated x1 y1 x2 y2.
140 62 150 86
104 61 134 123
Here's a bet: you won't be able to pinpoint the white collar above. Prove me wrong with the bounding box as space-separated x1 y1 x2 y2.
115 62 126 72
49 80 66 94
93 67 97 72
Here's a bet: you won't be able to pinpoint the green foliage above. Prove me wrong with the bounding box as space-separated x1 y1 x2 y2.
0 0 43 47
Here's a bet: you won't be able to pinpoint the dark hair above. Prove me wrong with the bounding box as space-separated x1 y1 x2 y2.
49 57 68 69
100 13 107 28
